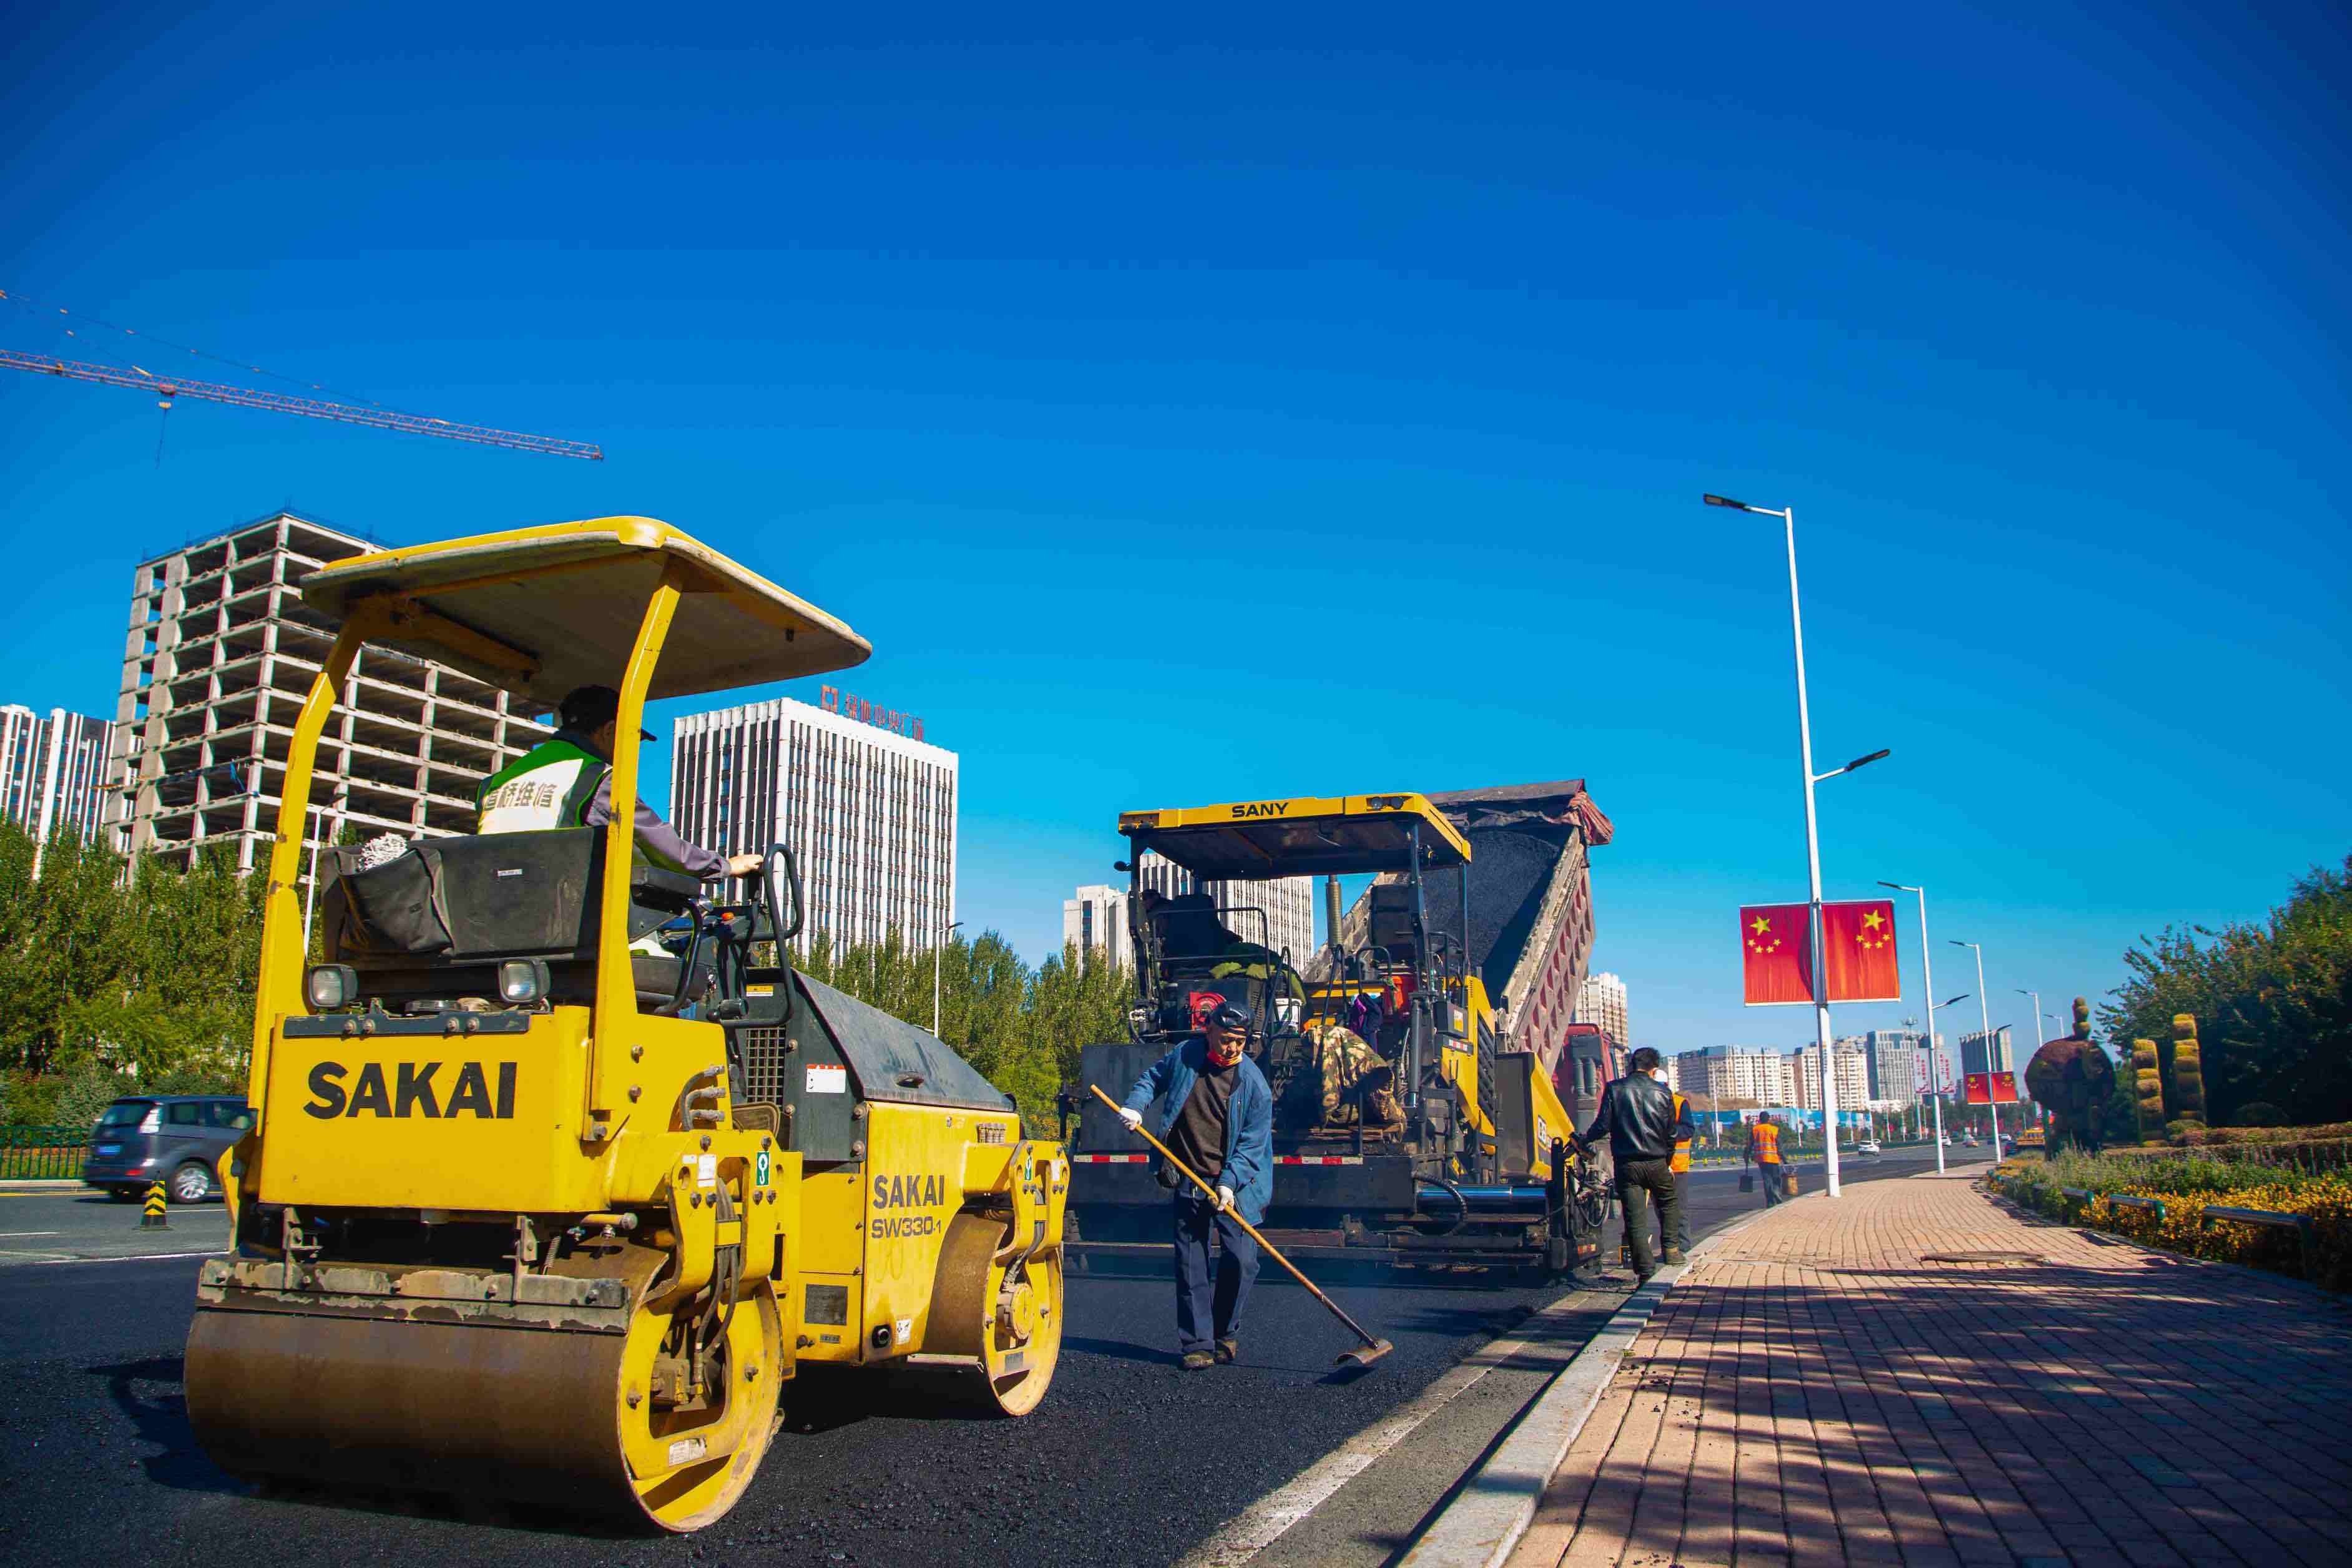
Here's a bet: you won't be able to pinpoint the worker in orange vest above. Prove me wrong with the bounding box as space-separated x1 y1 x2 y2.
1663 1092 1694 1250
1746 1114 1785 1207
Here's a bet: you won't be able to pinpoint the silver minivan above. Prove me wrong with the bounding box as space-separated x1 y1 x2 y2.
81 1095 252 1203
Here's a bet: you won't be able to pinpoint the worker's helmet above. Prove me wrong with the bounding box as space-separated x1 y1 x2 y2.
1205 1001 1252 1033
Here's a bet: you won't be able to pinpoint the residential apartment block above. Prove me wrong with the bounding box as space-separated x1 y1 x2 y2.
1576 970 1630 1049
670 693 956 953
1791 1039 1872 1112
109 511 551 871
1673 1044 1796 1107
1 704 110 860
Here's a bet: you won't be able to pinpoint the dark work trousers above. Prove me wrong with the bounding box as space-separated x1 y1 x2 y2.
1758 1160 1785 1206
1172 1189 1260 1353
1652 1180 1691 1253
1615 1157 1679 1276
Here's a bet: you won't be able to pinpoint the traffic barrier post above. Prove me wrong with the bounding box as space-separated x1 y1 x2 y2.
140 1179 169 1230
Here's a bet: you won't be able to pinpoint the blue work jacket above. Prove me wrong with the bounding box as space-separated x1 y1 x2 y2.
1122 1040 1274 1226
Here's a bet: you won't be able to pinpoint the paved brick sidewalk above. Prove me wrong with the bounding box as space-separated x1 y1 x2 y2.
1510 1169 2352 1568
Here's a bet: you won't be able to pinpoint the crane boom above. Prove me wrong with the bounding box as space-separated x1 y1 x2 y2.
0 348 603 461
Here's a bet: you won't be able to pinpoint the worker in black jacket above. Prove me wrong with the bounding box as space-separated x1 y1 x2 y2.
1578 1047 1696 1283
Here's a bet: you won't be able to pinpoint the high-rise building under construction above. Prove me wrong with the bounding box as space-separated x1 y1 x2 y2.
107 510 552 871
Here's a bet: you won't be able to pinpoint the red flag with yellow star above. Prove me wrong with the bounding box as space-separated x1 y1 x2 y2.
1738 903 1814 1005
1820 898 1901 1002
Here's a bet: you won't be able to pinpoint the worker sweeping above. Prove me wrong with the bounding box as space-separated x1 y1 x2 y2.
1117 1001 1273 1371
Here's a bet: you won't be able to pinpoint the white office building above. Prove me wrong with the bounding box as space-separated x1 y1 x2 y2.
1576 970 1630 1048
1960 1026 2015 1078
671 694 957 953
1 705 110 863
1864 1028 1927 1105
1063 883 1135 971
1095 848 1313 966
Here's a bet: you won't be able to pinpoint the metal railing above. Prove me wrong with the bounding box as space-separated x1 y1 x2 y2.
0 1125 87 1180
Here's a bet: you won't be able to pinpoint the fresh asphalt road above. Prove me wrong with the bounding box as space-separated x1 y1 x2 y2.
0 1147 1959 1568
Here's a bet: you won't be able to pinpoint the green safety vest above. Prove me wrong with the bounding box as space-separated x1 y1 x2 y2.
474 739 687 875
476 738 605 834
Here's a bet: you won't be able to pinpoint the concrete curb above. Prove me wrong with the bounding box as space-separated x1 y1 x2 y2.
0 1179 85 1192
1398 1202 1786 1568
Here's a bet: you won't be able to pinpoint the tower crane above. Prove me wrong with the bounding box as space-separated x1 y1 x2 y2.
1 289 602 459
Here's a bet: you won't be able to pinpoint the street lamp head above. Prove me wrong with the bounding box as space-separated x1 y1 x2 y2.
1938 993 1970 1008
1876 880 1918 892
1845 748 1892 773
1702 492 1750 511
1949 940 1975 950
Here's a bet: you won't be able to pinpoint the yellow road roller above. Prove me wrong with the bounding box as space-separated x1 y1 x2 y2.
187 517 1066 1531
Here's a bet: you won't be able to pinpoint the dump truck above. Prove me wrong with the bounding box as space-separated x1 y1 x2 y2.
185 517 1067 1532
1062 785 1610 1271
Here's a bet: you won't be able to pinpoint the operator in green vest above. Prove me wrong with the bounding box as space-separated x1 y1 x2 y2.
477 684 763 883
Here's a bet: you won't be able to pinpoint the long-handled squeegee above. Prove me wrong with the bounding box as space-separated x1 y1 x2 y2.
1090 1085 1393 1369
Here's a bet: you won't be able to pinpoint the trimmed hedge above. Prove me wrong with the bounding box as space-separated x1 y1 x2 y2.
1993 1153 2352 1291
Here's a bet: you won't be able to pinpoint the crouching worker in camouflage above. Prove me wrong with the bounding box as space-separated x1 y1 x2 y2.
1119 1002 1273 1371
1281 1021 1404 1132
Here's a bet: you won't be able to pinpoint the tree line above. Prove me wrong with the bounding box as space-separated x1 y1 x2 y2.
0 820 1129 1135
2099 851 2352 1130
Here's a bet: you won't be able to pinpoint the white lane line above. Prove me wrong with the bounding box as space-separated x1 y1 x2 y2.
0 1248 221 1268
0 1231 63 1237
1176 1291 1602 1568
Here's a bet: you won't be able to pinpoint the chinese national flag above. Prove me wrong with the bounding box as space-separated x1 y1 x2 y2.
1819 898 1901 1002
1964 1072 2019 1105
1739 903 1813 1006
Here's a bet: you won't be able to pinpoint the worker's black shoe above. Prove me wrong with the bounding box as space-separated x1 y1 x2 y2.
1662 1248 1686 1265
1635 1268 1658 1286
1181 1350 1215 1371
1214 1338 1238 1365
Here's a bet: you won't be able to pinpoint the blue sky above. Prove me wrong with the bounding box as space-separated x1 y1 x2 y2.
4 2 2346 1056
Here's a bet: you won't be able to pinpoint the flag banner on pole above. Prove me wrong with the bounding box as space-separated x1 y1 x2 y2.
1964 1071 2018 1105
1738 903 1813 1006
1819 898 1901 1002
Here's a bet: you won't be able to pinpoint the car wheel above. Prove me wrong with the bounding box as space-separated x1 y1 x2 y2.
170 1162 214 1204
104 1187 140 1203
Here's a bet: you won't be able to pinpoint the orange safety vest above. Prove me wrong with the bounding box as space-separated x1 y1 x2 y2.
1670 1092 1692 1173
1750 1122 1781 1163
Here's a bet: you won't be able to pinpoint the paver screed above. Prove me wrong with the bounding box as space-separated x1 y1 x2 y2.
1509 1168 2352 1568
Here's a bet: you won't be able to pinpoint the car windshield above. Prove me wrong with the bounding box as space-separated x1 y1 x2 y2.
97 1100 155 1128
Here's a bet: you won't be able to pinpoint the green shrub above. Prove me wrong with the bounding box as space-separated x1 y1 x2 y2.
2233 1102 2286 1127
1992 1150 2352 1289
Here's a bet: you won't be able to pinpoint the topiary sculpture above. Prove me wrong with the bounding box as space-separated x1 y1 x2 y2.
2132 1038 2165 1145
2169 1013 2208 1134
2024 996 2113 1159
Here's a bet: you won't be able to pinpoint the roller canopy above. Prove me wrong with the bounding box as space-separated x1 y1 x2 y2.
300 517 871 707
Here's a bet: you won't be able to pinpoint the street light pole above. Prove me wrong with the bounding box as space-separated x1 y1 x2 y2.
1878 881 1948 1174
1953 941 2006 1155
1707 494 1886 1198
933 919 964 1038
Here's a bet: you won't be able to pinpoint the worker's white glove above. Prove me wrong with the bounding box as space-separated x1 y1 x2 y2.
1117 1106 1144 1131
1217 1185 1235 1213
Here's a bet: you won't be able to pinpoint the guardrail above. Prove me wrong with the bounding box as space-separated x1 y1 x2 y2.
0 1125 87 1180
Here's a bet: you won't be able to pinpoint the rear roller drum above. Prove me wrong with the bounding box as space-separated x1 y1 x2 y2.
927 1210 1064 1416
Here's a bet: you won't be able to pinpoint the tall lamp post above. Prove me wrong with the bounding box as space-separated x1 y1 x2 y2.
1706 492 1888 1198
933 919 964 1038
1879 881 1958 1173
1952 941 2006 1155
2016 988 2045 1122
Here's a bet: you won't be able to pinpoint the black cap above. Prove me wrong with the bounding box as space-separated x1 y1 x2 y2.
559 685 655 743
1205 1001 1252 1032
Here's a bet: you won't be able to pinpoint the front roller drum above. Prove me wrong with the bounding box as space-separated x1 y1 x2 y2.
925 1210 1064 1415
185 1281 785 1532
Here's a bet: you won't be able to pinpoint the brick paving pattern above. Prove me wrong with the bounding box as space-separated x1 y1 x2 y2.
1511 1169 2352 1568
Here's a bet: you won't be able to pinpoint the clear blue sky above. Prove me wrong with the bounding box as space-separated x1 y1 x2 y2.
4 2 2346 1056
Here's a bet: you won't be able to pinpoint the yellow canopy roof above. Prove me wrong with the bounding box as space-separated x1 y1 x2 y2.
300 517 871 706
1117 793 1472 879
